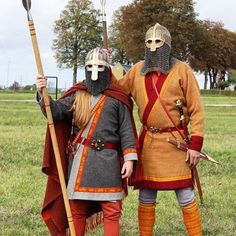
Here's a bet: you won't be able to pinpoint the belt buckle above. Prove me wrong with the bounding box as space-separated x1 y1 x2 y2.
91 139 105 151
149 126 162 133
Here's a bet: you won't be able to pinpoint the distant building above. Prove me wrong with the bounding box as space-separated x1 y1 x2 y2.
112 63 131 80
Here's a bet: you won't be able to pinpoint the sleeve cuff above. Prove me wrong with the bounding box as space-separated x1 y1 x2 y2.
188 135 203 152
123 148 138 162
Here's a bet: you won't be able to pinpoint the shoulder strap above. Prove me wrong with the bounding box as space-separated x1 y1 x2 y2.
72 95 106 145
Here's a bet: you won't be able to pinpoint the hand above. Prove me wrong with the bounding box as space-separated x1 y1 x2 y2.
185 149 201 169
121 160 134 179
36 75 47 96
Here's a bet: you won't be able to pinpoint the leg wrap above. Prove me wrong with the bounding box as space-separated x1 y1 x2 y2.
101 201 121 236
70 200 89 236
138 202 156 236
182 200 202 236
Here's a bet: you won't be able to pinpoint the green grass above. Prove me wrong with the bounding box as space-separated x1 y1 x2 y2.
0 91 57 100
202 96 236 105
0 93 236 235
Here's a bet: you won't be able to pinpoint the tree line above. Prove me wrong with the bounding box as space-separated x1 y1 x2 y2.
52 0 236 89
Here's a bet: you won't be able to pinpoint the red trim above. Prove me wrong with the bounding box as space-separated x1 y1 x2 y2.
152 75 187 141
188 135 203 152
139 73 167 152
139 128 147 152
142 74 158 125
154 72 167 93
139 74 157 152
134 179 193 190
142 72 167 125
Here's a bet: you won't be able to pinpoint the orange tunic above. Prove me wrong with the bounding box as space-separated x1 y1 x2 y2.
116 61 205 189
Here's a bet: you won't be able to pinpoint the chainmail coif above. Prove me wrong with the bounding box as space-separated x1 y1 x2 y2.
141 43 175 76
85 67 110 96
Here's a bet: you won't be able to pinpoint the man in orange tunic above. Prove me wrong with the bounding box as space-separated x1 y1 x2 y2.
115 23 204 236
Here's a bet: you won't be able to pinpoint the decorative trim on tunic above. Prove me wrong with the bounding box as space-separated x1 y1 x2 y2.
188 135 203 152
135 179 193 190
123 148 137 155
74 95 107 192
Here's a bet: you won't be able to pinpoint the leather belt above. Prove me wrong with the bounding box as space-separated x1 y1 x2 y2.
76 137 117 151
143 125 183 134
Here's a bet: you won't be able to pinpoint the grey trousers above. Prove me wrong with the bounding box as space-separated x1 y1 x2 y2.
139 187 195 207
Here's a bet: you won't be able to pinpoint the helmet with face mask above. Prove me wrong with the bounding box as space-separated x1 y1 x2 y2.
141 23 176 76
84 47 111 96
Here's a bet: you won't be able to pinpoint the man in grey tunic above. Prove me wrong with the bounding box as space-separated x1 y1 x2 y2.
36 47 138 236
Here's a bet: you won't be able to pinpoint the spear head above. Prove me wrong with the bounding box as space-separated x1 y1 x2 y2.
22 0 33 20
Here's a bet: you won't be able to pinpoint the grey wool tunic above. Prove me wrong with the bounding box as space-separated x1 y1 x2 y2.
38 91 138 201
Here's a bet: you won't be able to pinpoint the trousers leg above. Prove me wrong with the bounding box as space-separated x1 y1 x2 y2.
100 200 121 236
138 202 156 236
69 200 89 236
181 200 202 236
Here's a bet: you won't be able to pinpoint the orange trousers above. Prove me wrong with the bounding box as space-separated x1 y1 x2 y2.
70 200 121 236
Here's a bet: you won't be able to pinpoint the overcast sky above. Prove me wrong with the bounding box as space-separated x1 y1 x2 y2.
0 0 235 89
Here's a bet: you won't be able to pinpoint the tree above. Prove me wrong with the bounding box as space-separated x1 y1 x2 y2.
109 0 236 90
110 0 198 63
9 81 20 91
52 0 103 85
188 20 213 89
228 70 236 88
190 20 236 89
24 84 36 91
109 10 132 65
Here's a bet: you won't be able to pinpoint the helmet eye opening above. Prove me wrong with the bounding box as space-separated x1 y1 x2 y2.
86 64 105 72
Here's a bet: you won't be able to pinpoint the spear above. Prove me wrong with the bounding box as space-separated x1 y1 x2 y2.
100 0 108 49
21 1 76 235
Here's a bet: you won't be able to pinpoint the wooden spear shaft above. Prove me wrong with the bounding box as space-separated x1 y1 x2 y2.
102 20 108 49
26 14 76 236
101 0 108 49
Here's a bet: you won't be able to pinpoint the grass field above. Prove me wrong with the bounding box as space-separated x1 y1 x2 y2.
0 92 235 235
